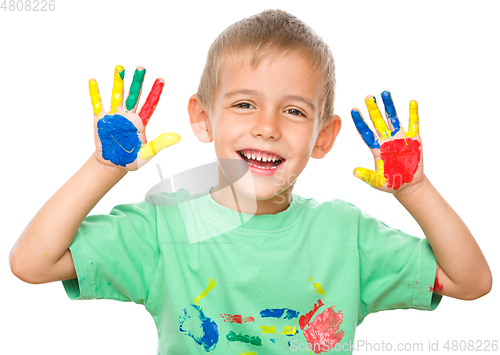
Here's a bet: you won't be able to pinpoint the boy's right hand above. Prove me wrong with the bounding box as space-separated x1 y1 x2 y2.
90 65 181 171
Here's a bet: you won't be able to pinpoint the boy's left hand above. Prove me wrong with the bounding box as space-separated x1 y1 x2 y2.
351 91 424 194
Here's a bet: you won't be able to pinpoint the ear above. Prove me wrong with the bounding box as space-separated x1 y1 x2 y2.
311 115 342 159
188 94 213 143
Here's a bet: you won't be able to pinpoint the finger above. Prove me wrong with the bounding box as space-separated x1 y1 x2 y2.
351 109 380 149
353 160 387 187
365 95 392 140
381 90 401 134
139 132 181 161
109 65 125 113
125 67 146 112
138 78 165 127
405 100 419 138
89 79 103 116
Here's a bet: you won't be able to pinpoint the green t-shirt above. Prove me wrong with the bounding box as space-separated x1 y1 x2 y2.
63 187 442 354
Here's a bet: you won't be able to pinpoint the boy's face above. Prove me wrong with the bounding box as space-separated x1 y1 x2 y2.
195 51 339 200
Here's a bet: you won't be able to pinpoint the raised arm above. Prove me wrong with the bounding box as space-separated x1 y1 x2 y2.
9 65 180 284
350 91 492 300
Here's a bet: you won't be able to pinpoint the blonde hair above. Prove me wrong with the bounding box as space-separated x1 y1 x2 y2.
196 9 336 128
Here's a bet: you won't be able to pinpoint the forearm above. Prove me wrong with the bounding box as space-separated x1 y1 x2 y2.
10 153 127 280
395 175 492 299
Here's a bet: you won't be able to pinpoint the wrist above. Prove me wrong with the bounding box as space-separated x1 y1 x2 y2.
91 152 128 179
393 175 430 201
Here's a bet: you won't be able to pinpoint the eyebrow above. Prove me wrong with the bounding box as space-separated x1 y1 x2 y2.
224 89 316 111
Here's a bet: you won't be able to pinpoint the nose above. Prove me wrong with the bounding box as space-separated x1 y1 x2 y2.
250 110 281 140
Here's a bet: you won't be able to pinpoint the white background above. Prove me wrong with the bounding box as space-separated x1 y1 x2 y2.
1 0 499 354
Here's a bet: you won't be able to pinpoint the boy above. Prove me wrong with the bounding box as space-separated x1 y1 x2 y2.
10 8 491 354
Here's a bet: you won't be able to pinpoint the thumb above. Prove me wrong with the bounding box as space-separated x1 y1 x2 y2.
353 160 387 187
139 132 181 162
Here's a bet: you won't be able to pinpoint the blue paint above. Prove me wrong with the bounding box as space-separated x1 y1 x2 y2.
351 109 380 149
381 91 401 134
260 308 299 319
97 114 141 167
270 339 276 343
179 304 219 352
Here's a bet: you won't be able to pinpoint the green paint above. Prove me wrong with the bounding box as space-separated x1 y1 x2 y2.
226 331 262 346
119 69 125 81
126 68 146 110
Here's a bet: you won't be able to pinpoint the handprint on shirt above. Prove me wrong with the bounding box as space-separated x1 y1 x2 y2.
351 91 423 192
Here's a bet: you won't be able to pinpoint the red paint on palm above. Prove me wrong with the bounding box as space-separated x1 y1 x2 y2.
380 139 421 190
139 78 165 126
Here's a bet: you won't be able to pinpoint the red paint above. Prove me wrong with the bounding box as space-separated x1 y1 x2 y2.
219 314 243 323
243 316 255 323
380 139 421 190
303 307 344 354
434 264 444 292
299 299 324 330
139 78 165 126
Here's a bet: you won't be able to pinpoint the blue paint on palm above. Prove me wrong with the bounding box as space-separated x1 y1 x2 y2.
179 304 219 352
381 91 401 135
97 114 141 167
351 109 381 149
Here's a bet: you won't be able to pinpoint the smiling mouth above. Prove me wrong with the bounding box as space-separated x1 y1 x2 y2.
237 150 286 170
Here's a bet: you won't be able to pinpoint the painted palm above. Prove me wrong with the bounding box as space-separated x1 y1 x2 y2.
351 91 423 191
89 65 180 171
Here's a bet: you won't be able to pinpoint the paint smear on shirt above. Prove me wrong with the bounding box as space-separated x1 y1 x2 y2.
220 314 243 323
238 352 257 355
179 303 219 352
244 316 255 323
380 139 421 190
260 308 299 320
226 331 262 346
433 264 444 292
303 307 344 354
281 325 298 336
260 325 277 334
299 299 324 330
194 278 217 307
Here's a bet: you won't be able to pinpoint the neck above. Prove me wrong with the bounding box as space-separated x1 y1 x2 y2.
210 166 294 215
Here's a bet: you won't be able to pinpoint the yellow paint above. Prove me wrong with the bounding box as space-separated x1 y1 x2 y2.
313 282 325 297
140 132 181 160
260 325 277 334
111 135 135 153
194 277 216 307
354 159 387 187
308 277 313 282
405 100 419 138
239 352 258 355
365 96 391 140
110 65 125 113
281 325 298 336
89 79 101 116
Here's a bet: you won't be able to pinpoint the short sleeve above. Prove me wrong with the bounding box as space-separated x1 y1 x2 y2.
356 207 442 323
62 196 160 305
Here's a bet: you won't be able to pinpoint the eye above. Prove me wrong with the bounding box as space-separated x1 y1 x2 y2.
234 102 255 109
285 108 305 117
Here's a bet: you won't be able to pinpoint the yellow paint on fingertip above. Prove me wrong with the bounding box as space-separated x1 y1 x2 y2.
365 96 391 140
140 132 181 160
406 100 419 138
110 65 125 114
194 278 216 307
89 79 101 116
354 160 387 187
260 325 277 334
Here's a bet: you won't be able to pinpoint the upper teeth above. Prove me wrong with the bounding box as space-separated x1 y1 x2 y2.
241 151 281 162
